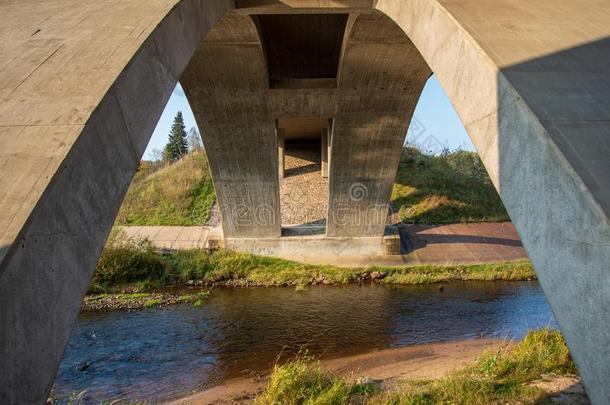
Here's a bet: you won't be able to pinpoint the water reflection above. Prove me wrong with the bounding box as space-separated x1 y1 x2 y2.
52 281 556 403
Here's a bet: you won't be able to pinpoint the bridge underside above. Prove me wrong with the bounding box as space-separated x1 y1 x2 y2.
0 1 609 404
181 10 430 240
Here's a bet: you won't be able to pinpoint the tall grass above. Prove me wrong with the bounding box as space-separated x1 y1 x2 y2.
115 151 215 226
256 355 350 405
90 229 165 293
392 147 508 224
90 232 535 293
256 329 576 405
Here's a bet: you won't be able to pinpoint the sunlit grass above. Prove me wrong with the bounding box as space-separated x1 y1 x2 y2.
255 354 351 405
115 151 215 226
392 148 509 224
256 329 576 405
90 232 535 293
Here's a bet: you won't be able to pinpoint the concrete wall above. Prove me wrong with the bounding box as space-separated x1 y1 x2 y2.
0 0 609 403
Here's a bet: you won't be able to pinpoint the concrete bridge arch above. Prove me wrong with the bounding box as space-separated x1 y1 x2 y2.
0 1 608 403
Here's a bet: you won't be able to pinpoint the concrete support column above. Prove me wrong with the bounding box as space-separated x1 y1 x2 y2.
321 128 328 178
327 13 431 237
278 128 285 179
181 13 281 238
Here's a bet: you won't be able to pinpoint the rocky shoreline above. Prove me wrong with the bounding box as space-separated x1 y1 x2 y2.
81 290 210 312
81 271 396 312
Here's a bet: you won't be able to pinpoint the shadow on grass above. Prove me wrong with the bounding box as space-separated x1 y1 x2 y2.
392 147 509 224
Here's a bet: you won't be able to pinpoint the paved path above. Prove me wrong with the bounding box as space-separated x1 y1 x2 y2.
120 226 212 250
399 222 527 264
120 222 527 265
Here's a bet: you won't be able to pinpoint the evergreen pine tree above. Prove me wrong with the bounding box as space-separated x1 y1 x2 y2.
164 111 188 162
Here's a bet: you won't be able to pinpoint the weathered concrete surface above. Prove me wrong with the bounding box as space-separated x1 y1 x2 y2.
0 0 609 404
321 128 329 178
120 226 212 250
181 13 282 238
327 12 430 237
225 224 400 258
0 0 231 403
370 2 610 403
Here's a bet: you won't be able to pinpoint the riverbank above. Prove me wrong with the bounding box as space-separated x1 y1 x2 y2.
171 329 586 405
170 338 505 404
84 249 535 311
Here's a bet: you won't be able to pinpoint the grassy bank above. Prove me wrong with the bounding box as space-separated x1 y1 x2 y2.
115 146 507 227
89 230 535 297
115 151 215 226
392 147 508 224
256 329 577 404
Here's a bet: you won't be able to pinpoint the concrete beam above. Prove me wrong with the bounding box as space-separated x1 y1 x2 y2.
374 1 610 403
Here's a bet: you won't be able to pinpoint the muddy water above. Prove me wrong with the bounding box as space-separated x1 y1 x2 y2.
52 281 556 403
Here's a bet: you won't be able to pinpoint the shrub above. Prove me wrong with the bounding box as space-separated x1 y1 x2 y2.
163 249 211 283
92 229 165 287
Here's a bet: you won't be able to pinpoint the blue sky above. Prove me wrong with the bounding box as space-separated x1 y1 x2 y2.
143 75 473 159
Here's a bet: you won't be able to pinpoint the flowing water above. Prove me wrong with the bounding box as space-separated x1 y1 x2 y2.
52 281 556 403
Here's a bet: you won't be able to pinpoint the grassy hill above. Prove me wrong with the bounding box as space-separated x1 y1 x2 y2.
391 147 509 224
115 147 508 226
115 151 215 226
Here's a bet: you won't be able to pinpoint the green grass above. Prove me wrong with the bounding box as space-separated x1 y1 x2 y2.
256 354 351 405
114 146 507 228
256 329 576 405
115 151 215 226
392 147 509 224
89 231 535 293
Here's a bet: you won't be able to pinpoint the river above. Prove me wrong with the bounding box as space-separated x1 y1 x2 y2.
52 281 556 403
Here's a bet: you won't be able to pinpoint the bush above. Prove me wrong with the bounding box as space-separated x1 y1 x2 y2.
92 229 165 288
163 249 212 283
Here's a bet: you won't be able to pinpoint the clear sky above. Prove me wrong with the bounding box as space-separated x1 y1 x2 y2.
143 75 474 159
